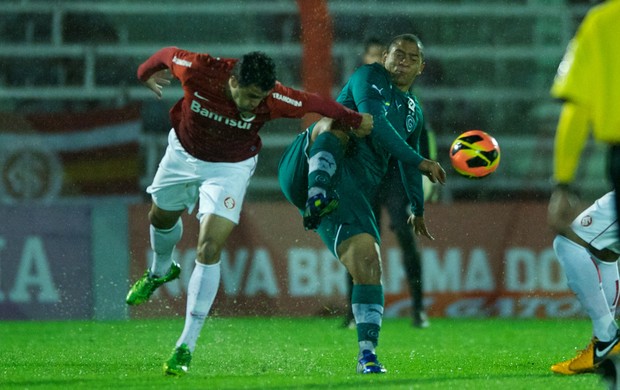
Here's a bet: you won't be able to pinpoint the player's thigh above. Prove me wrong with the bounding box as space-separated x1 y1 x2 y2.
278 130 311 210
196 156 257 225
317 195 380 258
147 130 203 213
572 191 620 253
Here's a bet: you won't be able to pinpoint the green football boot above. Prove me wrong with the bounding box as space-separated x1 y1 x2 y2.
163 343 192 376
125 262 181 305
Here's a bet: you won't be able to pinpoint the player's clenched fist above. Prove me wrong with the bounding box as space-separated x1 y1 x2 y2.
352 113 373 138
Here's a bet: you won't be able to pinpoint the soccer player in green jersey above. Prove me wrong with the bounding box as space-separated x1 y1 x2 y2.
278 34 446 374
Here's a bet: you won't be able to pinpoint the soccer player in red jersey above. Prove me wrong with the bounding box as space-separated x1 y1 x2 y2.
125 46 373 376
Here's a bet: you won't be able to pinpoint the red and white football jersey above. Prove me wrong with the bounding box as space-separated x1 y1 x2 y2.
138 47 362 162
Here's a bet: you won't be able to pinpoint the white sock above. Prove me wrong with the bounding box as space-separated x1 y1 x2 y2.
149 220 183 278
554 235 617 340
176 261 221 352
597 259 620 314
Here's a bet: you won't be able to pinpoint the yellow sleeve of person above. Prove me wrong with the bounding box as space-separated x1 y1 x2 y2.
550 0 620 185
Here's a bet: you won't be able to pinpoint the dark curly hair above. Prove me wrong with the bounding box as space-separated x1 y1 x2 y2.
232 51 277 92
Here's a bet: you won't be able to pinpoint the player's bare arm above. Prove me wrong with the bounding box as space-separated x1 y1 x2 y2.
143 69 173 99
418 159 446 184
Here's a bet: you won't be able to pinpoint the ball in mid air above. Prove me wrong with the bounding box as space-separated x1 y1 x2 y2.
450 130 500 179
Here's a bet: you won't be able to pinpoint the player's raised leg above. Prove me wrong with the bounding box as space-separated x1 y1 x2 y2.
304 119 349 230
126 205 183 305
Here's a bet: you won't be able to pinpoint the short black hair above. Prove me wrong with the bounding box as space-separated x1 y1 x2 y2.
387 34 424 60
232 51 277 91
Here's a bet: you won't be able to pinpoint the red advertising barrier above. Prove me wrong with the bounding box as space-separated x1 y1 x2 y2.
128 201 577 319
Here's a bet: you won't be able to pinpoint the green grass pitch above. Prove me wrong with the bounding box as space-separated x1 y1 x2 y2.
0 317 606 389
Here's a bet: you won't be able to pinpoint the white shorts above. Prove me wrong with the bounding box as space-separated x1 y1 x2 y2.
146 129 257 224
571 191 620 253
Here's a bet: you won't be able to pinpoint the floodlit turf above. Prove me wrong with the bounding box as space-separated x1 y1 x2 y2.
0 317 606 389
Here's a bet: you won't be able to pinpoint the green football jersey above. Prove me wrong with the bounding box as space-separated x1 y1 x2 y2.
334 63 426 215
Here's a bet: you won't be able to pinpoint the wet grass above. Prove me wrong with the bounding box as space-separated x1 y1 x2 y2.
0 317 605 389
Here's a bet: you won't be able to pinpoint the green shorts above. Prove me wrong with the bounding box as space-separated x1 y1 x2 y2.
278 130 381 257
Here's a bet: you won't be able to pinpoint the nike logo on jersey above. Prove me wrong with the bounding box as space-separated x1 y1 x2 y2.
371 84 384 96
194 91 209 101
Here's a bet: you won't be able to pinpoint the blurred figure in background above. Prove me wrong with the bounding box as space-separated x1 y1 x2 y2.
548 0 620 238
342 37 434 329
361 37 385 65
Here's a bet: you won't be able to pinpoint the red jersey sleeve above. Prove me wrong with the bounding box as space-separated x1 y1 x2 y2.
137 47 217 85
268 83 362 129
136 47 178 82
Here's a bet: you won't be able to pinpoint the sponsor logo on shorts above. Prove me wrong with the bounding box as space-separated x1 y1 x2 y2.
581 215 592 227
224 196 236 209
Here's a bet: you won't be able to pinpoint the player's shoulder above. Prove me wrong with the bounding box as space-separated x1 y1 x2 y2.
350 63 391 89
353 63 388 79
181 49 236 72
202 53 236 70
589 0 620 19
580 0 620 33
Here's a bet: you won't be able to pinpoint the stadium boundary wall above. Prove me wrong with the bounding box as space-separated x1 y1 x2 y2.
0 200 585 321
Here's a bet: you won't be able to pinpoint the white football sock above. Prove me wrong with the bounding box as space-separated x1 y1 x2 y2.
176 261 221 352
597 258 620 314
554 235 617 340
149 220 183 278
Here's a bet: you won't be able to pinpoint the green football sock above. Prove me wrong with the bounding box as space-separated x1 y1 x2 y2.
351 284 384 349
307 132 343 193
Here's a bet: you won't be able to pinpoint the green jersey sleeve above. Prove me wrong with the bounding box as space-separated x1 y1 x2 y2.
399 118 426 216
348 65 425 168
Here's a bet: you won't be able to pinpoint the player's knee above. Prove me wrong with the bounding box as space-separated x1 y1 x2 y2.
149 205 183 229
344 255 382 284
196 239 223 264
